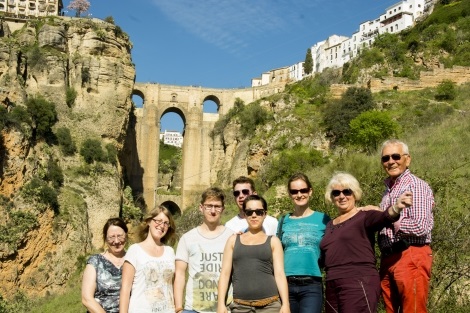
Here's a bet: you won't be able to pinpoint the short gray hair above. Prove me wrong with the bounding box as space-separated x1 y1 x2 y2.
381 139 409 155
324 172 362 204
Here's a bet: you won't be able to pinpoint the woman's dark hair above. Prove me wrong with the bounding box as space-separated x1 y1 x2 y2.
242 194 267 211
287 172 313 190
139 205 176 245
102 217 128 243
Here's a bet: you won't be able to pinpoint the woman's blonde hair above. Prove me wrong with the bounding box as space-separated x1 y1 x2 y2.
139 205 176 245
324 172 362 204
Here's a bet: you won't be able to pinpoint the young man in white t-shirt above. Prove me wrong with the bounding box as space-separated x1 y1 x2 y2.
225 176 278 236
174 187 234 313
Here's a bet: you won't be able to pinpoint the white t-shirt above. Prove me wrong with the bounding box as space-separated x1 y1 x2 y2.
176 226 234 313
225 214 279 236
125 243 176 313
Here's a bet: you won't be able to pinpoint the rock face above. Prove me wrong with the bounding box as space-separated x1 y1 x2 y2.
0 17 135 298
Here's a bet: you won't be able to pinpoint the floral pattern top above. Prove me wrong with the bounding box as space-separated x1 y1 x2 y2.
87 253 123 313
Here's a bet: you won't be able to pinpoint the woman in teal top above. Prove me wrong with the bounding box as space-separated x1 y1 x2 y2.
277 173 330 313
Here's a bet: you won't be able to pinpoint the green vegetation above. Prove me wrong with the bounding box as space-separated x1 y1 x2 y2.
122 186 144 222
323 87 375 144
342 1 470 82
303 48 313 75
159 141 182 174
21 177 59 213
349 111 400 153
435 79 457 100
0 210 38 252
25 96 58 140
211 98 273 139
79 138 105 164
66 87 77 107
56 127 77 156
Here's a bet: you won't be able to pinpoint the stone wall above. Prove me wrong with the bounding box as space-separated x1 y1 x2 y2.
330 66 470 98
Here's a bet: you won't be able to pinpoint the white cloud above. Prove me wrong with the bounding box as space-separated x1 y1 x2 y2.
151 0 322 56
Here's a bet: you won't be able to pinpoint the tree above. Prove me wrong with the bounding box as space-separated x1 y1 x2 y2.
304 48 313 75
80 138 105 164
323 87 375 143
68 0 90 17
25 96 57 139
349 110 400 153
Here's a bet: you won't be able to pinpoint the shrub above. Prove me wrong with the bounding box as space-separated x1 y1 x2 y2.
105 143 117 165
261 146 327 187
80 138 105 164
323 87 375 143
81 67 90 86
21 177 59 213
239 102 273 137
56 127 76 155
104 16 115 24
435 80 457 100
0 106 6 132
27 45 44 69
25 96 57 139
45 159 64 189
349 110 400 153
65 87 77 107
0 211 38 251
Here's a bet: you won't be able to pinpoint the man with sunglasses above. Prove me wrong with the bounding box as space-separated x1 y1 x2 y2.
378 139 434 313
225 176 278 235
174 187 234 313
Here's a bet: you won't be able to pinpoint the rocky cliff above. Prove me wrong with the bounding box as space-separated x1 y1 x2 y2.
0 16 135 299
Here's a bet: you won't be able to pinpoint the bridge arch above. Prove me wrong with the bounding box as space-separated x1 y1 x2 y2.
126 82 284 211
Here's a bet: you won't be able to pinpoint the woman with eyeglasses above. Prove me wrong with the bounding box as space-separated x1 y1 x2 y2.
276 173 331 313
82 217 128 313
120 206 177 313
218 195 290 313
320 172 410 313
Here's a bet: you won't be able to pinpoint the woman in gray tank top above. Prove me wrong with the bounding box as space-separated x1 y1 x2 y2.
217 195 290 313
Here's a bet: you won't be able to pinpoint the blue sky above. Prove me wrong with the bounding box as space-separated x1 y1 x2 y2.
68 0 398 132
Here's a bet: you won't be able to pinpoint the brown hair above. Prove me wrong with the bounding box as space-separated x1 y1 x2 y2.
139 206 176 245
200 187 225 205
232 176 256 192
102 217 128 243
287 172 313 191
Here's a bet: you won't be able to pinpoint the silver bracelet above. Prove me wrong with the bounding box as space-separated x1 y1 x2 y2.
392 204 400 214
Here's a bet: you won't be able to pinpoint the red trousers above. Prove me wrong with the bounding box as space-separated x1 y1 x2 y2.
380 245 433 313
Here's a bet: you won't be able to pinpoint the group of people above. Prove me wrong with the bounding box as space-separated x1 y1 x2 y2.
82 139 434 313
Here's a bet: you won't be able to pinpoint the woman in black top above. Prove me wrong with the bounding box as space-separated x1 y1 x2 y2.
217 195 290 313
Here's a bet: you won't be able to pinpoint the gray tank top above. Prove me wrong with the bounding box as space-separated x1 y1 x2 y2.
232 235 278 300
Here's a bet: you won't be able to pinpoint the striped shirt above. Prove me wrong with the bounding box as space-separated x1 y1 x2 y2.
379 169 434 250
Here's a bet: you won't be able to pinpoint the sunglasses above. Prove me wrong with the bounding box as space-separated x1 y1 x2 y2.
331 189 353 197
244 209 266 217
289 188 310 195
381 153 407 163
233 189 251 197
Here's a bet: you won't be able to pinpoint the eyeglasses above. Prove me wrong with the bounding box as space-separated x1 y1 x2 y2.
331 189 353 197
233 189 251 197
202 204 224 212
152 218 170 228
244 209 266 217
289 188 310 195
381 153 408 163
106 234 126 242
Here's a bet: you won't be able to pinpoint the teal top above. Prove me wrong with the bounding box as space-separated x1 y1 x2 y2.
278 211 330 277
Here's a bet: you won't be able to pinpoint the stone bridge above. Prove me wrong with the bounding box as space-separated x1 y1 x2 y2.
126 82 284 215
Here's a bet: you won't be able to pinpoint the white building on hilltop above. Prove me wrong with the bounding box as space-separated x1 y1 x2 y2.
160 130 183 148
252 0 431 86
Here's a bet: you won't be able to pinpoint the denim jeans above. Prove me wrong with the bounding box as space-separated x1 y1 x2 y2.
288 281 323 313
